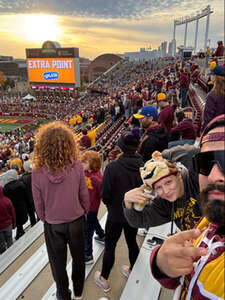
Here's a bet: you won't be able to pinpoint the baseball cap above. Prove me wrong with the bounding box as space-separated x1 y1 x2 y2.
208 65 225 77
157 93 167 101
133 106 158 119
209 61 217 71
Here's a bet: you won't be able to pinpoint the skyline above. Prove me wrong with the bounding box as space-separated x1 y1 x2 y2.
0 0 223 60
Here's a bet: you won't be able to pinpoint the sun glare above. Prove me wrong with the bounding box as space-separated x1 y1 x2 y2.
24 14 62 43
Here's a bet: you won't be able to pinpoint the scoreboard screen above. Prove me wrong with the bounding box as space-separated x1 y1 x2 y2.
27 58 76 84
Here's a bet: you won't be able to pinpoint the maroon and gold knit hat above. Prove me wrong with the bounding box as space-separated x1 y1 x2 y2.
199 114 225 148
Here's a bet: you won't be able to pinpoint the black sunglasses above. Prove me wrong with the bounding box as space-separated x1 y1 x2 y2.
193 150 225 176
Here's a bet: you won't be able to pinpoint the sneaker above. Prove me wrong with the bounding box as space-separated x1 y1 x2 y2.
85 255 94 265
137 228 148 237
121 265 131 278
74 294 83 300
15 230 25 240
94 235 105 244
56 289 72 300
94 271 111 292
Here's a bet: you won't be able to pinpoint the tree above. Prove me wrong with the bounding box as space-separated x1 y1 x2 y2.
0 72 7 90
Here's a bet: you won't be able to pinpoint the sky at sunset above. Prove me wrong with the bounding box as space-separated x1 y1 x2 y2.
0 0 223 60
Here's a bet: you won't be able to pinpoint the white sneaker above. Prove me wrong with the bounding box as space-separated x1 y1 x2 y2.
137 228 148 236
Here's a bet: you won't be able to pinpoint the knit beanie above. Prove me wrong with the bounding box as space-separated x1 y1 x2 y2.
117 128 141 154
140 151 179 190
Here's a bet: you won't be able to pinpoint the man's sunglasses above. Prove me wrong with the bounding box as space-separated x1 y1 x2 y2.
193 150 225 176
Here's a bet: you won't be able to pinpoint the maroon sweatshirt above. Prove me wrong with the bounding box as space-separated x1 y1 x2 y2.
84 170 102 212
0 185 16 230
180 73 190 88
158 105 175 133
32 161 89 224
170 119 196 140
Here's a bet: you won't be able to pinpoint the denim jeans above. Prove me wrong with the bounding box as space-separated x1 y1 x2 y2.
85 211 105 256
0 225 13 254
168 139 195 149
181 88 188 108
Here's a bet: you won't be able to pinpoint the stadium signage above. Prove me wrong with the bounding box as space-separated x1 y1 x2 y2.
26 41 80 87
27 58 76 84
28 59 73 69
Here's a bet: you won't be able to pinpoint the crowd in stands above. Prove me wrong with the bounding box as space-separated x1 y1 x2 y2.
0 49 224 300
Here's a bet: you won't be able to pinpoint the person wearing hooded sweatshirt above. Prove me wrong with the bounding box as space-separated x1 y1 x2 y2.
94 129 143 293
80 150 105 264
123 147 202 234
0 186 16 254
133 105 168 163
32 122 89 300
3 169 28 240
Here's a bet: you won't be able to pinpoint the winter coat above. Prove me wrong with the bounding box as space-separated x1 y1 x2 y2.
101 153 144 223
20 172 35 212
3 179 28 226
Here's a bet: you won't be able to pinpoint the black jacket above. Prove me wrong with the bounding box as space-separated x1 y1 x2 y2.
20 172 35 211
101 153 144 223
3 180 28 225
139 125 168 162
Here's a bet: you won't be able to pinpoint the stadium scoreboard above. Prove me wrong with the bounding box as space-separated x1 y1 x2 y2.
26 41 80 87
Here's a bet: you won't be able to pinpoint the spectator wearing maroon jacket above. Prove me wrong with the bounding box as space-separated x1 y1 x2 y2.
180 70 190 108
80 128 91 150
214 41 224 57
157 93 175 133
155 78 163 93
0 185 16 254
201 66 225 133
169 111 196 148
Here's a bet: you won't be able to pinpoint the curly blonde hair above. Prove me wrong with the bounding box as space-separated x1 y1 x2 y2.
33 121 79 172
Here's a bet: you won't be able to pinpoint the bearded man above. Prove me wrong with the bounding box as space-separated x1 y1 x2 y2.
150 114 225 300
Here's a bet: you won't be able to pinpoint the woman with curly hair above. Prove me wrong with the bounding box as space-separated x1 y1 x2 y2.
32 121 89 300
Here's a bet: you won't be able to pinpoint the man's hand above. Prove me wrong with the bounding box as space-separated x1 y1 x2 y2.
156 229 208 278
124 184 155 209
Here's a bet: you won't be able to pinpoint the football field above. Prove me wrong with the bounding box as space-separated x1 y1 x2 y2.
0 117 47 133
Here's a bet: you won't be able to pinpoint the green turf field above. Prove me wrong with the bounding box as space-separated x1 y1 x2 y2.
0 117 49 133
0 123 20 133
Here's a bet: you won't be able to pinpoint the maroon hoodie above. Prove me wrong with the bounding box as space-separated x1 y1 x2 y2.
0 185 16 230
32 161 89 224
84 170 102 212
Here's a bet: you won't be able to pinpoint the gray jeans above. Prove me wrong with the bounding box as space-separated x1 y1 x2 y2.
0 225 13 254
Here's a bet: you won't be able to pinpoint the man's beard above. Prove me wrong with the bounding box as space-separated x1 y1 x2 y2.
200 184 225 226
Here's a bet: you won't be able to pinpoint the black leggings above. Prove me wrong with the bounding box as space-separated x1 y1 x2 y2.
101 219 139 280
44 215 86 300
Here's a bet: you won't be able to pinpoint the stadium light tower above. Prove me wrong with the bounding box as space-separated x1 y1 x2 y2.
172 5 213 56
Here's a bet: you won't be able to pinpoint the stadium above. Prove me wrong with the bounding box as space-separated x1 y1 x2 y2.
0 3 224 300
